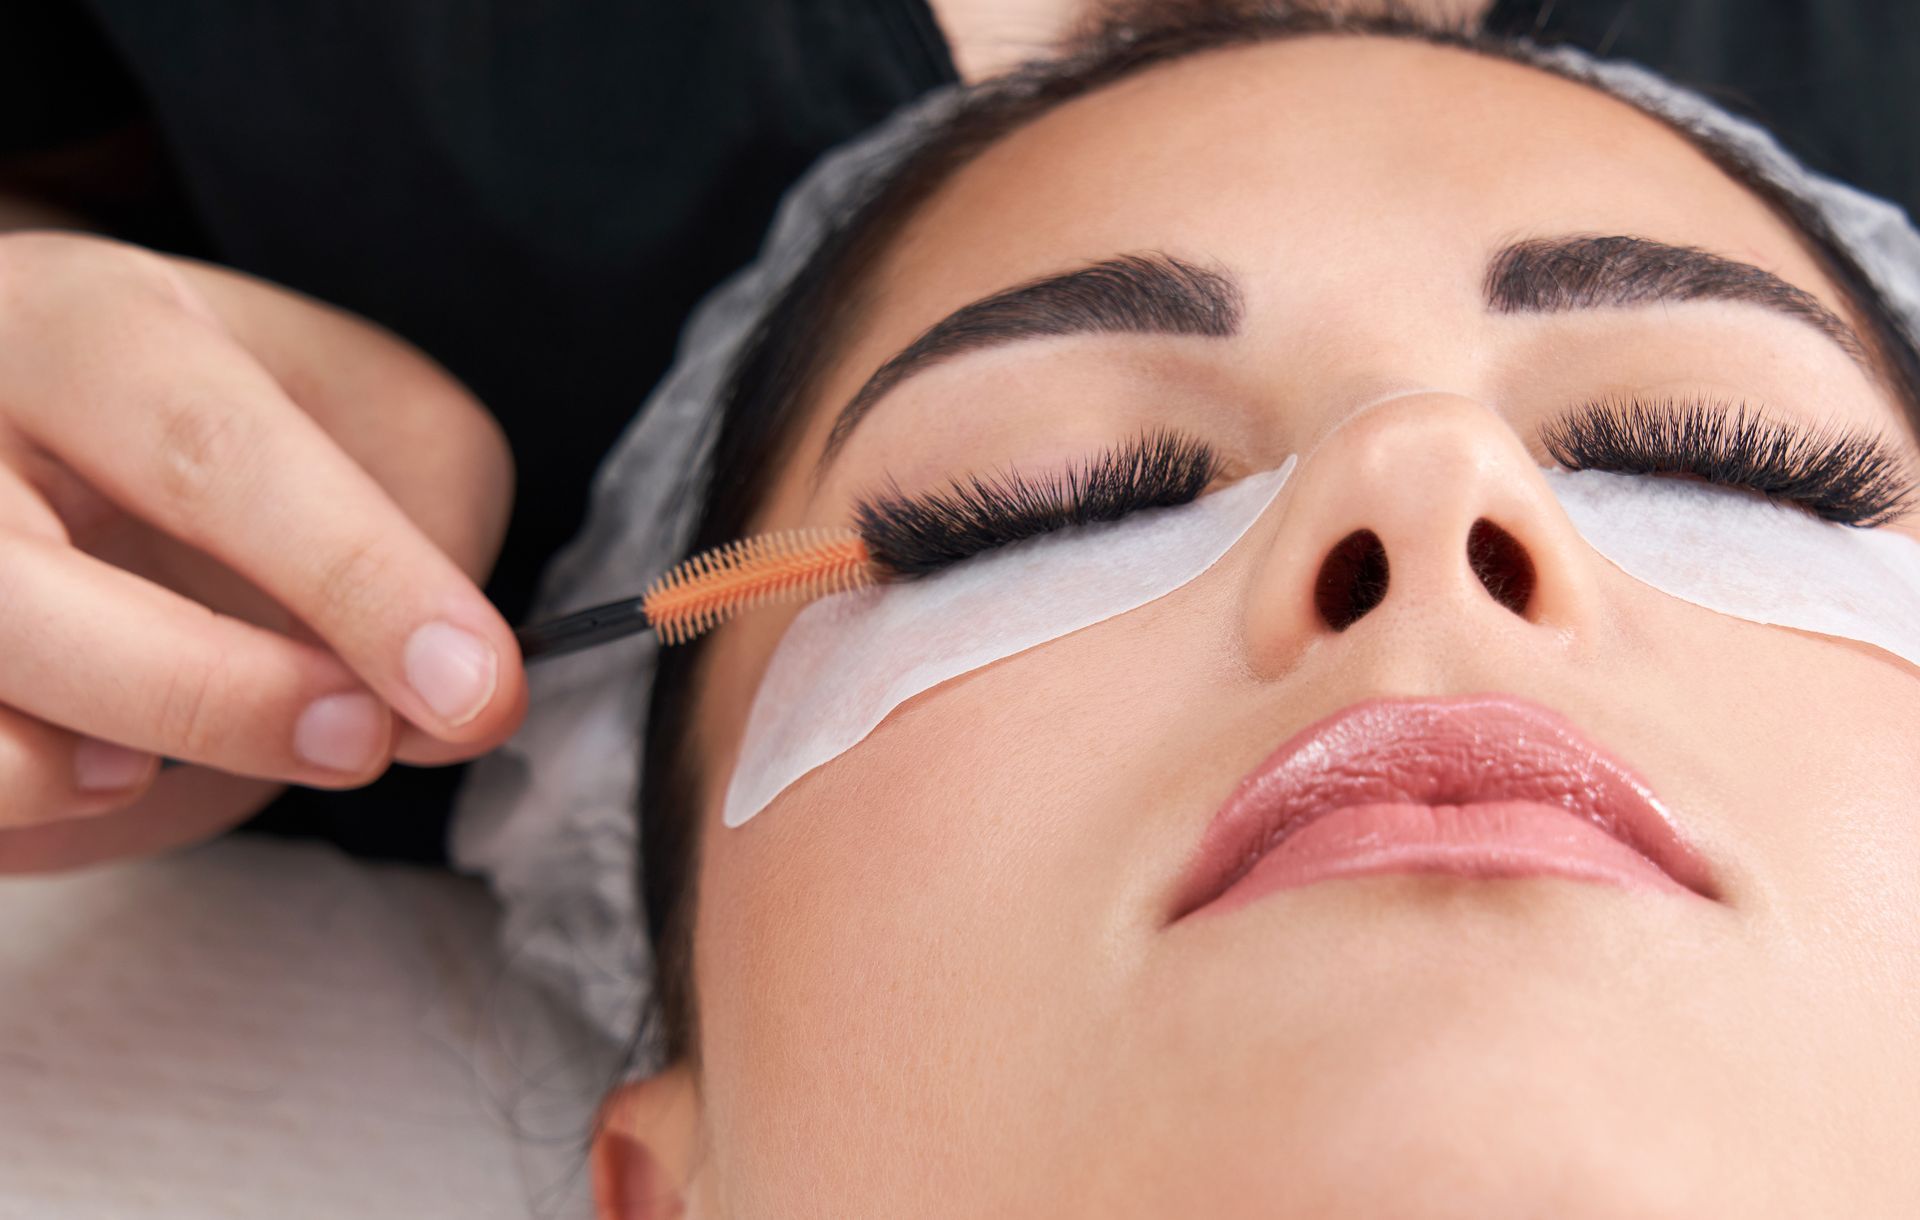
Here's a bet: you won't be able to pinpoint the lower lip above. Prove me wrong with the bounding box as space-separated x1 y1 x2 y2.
1204 799 1696 917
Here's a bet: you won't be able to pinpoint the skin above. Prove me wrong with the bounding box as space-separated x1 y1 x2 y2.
2 140 529 861
0 232 527 868
596 35 1920 1218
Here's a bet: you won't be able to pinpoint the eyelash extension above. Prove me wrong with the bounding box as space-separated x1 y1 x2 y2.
851 428 1225 576
1540 395 1917 527
516 430 1222 656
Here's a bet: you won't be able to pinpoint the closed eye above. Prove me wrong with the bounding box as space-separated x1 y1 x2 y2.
852 429 1223 577
1541 395 1916 527
855 392 1917 584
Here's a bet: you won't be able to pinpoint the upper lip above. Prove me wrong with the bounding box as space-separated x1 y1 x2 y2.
1168 693 1721 920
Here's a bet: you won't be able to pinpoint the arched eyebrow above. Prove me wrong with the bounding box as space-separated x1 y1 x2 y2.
813 253 1240 480
813 235 1871 483
1484 234 1869 364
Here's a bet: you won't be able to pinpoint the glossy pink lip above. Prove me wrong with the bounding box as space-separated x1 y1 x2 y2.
1170 695 1720 921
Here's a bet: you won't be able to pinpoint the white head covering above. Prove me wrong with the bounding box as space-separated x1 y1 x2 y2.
449 41 1920 1068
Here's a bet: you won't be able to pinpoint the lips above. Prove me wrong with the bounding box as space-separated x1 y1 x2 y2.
1169 694 1720 921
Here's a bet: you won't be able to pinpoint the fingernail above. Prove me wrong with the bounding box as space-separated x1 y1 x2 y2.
74 738 155 792
294 692 386 772
404 621 498 728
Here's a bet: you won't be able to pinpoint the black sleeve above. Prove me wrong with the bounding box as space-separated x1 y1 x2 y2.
1487 0 1920 225
0 0 144 158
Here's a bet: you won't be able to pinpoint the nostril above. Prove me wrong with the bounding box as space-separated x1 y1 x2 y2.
1315 529 1389 631
1467 519 1535 616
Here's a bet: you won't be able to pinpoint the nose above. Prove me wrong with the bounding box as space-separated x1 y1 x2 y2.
1238 394 1604 676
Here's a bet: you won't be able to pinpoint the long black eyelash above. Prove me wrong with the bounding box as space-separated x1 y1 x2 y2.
1541 396 1917 527
853 429 1224 577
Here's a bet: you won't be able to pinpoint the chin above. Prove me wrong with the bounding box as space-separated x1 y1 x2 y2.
1123 1079 1746 1220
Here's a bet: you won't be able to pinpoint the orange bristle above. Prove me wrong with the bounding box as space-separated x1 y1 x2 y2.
642 527 877 645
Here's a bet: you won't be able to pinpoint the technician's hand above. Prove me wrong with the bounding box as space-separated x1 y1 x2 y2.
0 231 528 870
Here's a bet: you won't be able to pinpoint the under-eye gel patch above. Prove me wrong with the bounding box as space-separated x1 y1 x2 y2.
721 457 1298 827
1544 468 1920 671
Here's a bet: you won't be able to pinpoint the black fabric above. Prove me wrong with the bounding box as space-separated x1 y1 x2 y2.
0 3 143 157
1486 0 1920 225
0 1 957 863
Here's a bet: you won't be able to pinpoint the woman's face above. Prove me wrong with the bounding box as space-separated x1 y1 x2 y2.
668 36 1920 1216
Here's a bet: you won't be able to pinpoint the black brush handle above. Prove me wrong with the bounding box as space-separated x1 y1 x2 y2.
512 594 653 661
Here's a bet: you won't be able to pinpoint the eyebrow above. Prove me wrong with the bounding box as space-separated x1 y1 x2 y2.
816 234 1870 478
814 253 1241 476
1484 234 1869 364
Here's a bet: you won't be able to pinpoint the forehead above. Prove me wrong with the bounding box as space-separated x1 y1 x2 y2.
809 35 1851 421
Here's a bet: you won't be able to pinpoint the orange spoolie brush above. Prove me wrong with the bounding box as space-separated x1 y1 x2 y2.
642 527 876 645
513 527 878 661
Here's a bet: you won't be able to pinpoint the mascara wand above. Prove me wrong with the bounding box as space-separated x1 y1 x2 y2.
514 526 877 661
155 530 877 773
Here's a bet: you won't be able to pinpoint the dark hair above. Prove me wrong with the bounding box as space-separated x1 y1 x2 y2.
636 0 1920 1067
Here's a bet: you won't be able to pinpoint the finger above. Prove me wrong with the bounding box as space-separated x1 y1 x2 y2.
390 670 530 765
392 723 494 766
287 608 511 765
0 765 285 875
173 257 518 586
0 526 397 786
0 702 160 826
0 448 70 545
0 235 524 746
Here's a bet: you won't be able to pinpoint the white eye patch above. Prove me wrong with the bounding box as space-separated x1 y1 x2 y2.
722 461 1920 829
722 457 1298 827
1544 468 1920 671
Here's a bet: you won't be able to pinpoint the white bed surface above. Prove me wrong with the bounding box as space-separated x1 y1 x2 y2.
0 836 615 1219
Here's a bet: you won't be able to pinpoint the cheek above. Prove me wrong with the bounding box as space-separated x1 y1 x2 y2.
1680 620 1920 1155
689 603 1220 1192
1614 593 1920 1075
1627 606 1920 925
1726 638 1920 930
